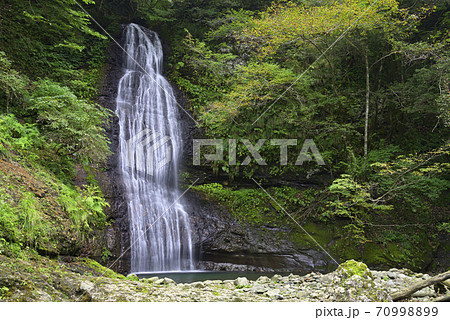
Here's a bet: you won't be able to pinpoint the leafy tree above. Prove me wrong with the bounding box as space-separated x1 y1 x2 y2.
0 0 107 97
28 79 111 164
0 51 29 112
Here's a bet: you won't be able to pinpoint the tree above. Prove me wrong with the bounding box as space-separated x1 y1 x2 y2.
29 79 111 163
0 0 106 81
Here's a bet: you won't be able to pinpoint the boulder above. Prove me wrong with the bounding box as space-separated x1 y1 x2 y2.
234 277 249 287
325 260 391 302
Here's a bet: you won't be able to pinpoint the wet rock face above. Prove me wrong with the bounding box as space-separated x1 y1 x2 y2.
96 29 131 274
183 191 336 273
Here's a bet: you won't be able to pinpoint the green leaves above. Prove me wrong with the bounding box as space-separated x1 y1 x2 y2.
58 184 109 235
131 0 176 23
0 114 43 159
242 0 400 58
325 174 392 243
370 143 450 208
0 51 29 109
0 0 107 85
323 142 449 241
28 79 111 164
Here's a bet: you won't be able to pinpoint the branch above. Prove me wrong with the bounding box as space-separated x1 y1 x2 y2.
369 51 402 70
433 293 450 302
391 270 450 301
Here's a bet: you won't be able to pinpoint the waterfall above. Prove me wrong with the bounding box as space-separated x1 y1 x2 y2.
116 23 193 272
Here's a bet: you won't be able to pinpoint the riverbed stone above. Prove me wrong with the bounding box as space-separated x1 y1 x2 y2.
153 278 176 286
253 284 268 294
141 276 159 283
412 287 435 298
272 274 282 282
387 272 396 279
204 280 222 286
265 289 282 299
190 281 205 288
234 277 249 287
256 276 271 283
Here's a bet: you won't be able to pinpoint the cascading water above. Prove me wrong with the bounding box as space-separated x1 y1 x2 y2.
116 23 193 272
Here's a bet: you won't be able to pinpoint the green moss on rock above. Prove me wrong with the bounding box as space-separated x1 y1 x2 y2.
335 259 373 280
325 260 391 302
76 258 125 280
290 222 335 249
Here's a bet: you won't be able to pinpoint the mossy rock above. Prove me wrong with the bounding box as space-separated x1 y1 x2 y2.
362 231 433 271
335 259 373 280
76 258 125 279
333 238 363 261
290 222 335 249
326 260 391 302
126 274 139 281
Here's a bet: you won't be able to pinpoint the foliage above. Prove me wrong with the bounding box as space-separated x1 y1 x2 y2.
0 114 43 159
28 79 111 164
0 186 50 254
0 1 112 263
168 0 449 253
193 183 319 225
0 0 107 89
323 143 449 241
0 51 29 110
0 156 109 258
241 0 401 58
58 184 109 235
131 0 175 23
324 174 393 243
0 0 448 270
0 192 20 245
172 31 237 107
370 143 450 212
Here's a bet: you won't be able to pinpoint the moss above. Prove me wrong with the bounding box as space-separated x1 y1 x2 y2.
126 274 139 281
362 230 433 271
361 242 389 267
336 259 372 279
333 238 362 261
327 260 392 301
290 222 335 249
193 184 318 227
194 183 440 272
76 258 125 280
0 286 11 300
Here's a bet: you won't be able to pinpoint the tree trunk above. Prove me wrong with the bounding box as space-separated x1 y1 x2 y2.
433 293 450 302
391 270 450 301
364 52 370 157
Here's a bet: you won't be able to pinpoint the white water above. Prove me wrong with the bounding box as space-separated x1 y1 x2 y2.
116 23 193 272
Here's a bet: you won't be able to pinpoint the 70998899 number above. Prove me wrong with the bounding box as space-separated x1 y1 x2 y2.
376 307 438 317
